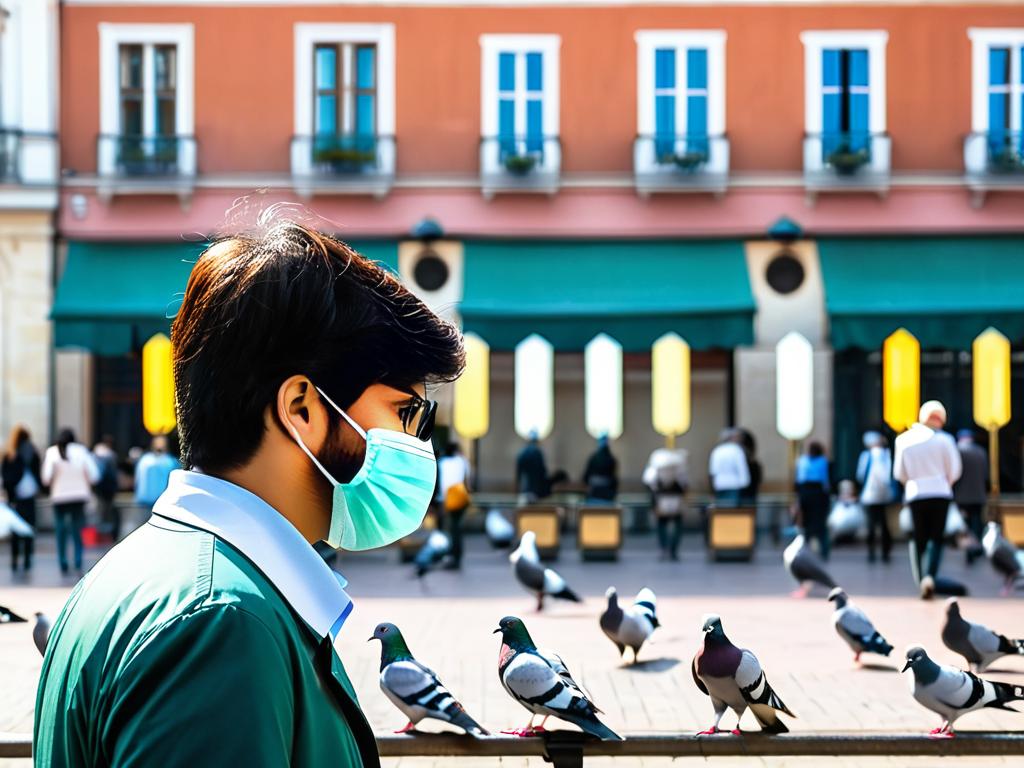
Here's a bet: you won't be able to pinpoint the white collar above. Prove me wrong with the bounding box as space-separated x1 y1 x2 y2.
152 470 353 641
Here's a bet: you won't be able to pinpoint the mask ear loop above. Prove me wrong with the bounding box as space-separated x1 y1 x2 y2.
314 386 368 440
287 423 340 489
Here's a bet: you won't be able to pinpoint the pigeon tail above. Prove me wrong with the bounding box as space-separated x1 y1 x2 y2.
555 586 582 603
996 636 1024 656
866 632 894 657
987 680 1024 711
564 713 623 741
754 711 790 735
449 709 490 736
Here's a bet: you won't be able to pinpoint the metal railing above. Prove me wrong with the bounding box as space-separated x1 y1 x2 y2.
633 134 729 194
291 134 395 176
0 129 20 181
479 135 561 196
965 131 1024 177
4 731 1024 764
96 134 197 178
803 132 891 191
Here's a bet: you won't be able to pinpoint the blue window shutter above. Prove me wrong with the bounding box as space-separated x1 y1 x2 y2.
687 48 708 89
988 47 1010 156
356 47 376 90
848 49 868 86
499 98 515 155
526 99 543 153
356 95 375 136
526 52 543 92
315 95 337 135
655 95 675 157
989 47 1009 85
848 50 869 151
687 95 708 154
315 47 336 90
822 49 842 156
823 49 841 87
499 53 516 91
655 48 675 89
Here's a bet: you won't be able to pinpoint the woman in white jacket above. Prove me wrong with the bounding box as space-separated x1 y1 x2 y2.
41 428 99 575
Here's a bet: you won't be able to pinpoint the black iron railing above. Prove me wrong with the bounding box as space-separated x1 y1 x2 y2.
97 134 196 177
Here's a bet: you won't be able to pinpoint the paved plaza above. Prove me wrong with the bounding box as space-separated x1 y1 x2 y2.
2 528 1023 766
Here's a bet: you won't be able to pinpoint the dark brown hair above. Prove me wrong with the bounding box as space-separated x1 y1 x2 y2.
171 215 464 472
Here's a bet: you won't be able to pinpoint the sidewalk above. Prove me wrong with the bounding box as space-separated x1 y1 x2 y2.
2 531 1022 766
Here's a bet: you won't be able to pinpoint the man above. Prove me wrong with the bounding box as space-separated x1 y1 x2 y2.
642 444 689 561
954 429 988 565
436 442 471 569
92 435 121 541
708 428 750 505
516 432 551 503
34 218 464 766
582 435 618 502
133 435 180 512
894 400 962 599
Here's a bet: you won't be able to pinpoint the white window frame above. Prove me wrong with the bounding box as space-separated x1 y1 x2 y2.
968 28 1024 134
479 34 560 176
634 29 726 175
800 30 888 173
293 22 395 177
98 23 195 177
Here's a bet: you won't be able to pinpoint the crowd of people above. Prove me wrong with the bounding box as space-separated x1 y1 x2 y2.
1 425 179 576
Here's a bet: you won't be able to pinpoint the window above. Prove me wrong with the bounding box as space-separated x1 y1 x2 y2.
293 24 394 178
635 31 726 175
969 29 1024 163
99 24 194 177
480 34 560 176
801 31 887 171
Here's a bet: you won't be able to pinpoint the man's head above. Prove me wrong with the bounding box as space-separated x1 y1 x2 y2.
151 436 168 454
956 429 975 445
171 217 464 483
919 400 947 430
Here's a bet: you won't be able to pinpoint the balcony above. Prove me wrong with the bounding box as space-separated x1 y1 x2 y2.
290 134 395 198
633 134 729 196
964 131 1024 205
96 134 197 202
0 129 59 205
803 132 891 200
480 135 561 198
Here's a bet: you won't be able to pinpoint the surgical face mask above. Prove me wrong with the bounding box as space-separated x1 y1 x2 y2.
289 386 437 551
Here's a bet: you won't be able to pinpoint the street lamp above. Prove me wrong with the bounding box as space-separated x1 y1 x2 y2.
651 332 690 448
454 332 490 440
142 333 175 435
514 334 554 440
973 327 1011 495
776 331 814 478
584 333 623 440
883 328 920 434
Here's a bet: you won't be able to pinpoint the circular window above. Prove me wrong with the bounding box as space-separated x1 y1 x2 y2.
413 250 450 292
765 252 805 295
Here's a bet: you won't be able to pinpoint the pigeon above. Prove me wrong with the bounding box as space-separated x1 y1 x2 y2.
369 622 488 736
941 598 1024 673
692 614 795 735
0 605 27 623
982 522 1024 596
902 644 1024 738
413 530 451 578
783 533 837 598
827 588 893 663
599 586 660 663
33 613 51 656
510 531 582 611
485 508 515 548
494 615 622 740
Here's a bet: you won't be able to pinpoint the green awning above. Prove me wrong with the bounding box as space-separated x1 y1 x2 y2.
819 237 1024 350
460 240 754 351
53 240 398 355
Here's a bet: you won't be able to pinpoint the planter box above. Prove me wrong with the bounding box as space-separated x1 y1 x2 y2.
707 505 757 562
998 502 1024 547
577 506 623 561
516 505 563 560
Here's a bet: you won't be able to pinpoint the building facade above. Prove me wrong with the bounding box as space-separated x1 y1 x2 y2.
0 0 59 449
55 1 1024 491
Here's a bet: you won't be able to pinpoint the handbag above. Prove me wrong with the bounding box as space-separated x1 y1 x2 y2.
444 482 471 513
899 502 966 536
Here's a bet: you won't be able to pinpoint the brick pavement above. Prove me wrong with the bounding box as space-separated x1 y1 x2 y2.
2 530 1023 766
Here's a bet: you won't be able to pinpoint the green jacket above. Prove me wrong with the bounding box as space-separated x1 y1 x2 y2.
34 512 380 767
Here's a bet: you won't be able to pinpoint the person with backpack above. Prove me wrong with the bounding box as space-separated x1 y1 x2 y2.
856 431 897 564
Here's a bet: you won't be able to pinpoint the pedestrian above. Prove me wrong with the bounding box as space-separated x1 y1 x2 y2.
894 400 962 600
34 217 464 766
708 429 750 505
437 442 471 570
92 435 120 541
737 428 762 505
954 428 988 565
133 435 180 512
40 428 99 576
642 444 688 561
583 435 618 503
796 441 832 561
1 425 41 572
517 432 566 503
856 430 896 563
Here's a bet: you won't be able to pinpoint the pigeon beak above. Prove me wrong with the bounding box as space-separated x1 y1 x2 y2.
367 637 374 642
493 627 501 634
901 660 912 673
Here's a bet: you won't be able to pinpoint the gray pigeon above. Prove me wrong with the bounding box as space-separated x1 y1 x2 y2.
784 533 837 598
485 508 515 548
600 586 659 663
0 604 27 623
370 622 488 736
413 530 450 578
691 614 795 735
982 522 1024 596
494 615 622 740
33 612 50 656
902 644 1024 737
510 531 582 611
827 588 893 663
941 598 1024 673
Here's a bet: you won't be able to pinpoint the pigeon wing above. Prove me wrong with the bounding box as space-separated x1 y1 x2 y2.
967 621 1001 655
736 649 795 718
790 549 836 589
502 652 574 713
691 653 709 696
514 557 547 592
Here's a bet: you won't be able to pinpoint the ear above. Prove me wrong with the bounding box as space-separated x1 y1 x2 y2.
276 375 329 450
